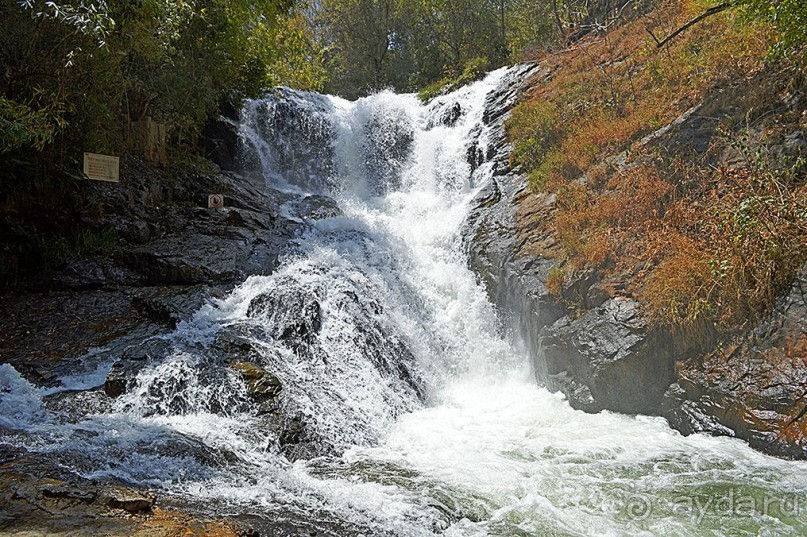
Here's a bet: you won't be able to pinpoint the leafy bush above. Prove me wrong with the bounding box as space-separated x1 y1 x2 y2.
737 0 806 54
0 97 58 153
418 57 489 102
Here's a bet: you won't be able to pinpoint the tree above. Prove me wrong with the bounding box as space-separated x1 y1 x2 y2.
317 0 406 96
318 0 508 97
0 0 325 158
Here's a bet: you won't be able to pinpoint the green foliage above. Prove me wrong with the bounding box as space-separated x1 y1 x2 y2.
38 226 121 274
507 100 565 176
0 0 323 161
505 0 563 58
418 56 489 102
0 0 328 286
736 0 806 54
317 0 654 98
319 0 506 97
0 97 59 153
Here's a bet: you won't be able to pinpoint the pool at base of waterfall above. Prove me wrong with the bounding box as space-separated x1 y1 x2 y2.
1 66 805 536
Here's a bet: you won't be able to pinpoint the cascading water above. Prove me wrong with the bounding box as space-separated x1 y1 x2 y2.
1 66 805 536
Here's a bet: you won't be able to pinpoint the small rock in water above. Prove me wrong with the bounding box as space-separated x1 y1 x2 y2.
231 361 283 401
104 361 128 397
99 486 155 513
292 195 342 220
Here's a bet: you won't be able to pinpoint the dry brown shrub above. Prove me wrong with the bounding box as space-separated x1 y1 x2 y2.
643 231 713 323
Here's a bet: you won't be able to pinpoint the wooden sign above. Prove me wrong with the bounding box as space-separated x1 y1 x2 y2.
208 194 225 208
83 153 120 182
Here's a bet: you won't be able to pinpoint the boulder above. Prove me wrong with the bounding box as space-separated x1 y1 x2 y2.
539 298 677 414
231 361 283 403
104 361 128 398
247 288 323 349
290 195 342 220
98 486 155 513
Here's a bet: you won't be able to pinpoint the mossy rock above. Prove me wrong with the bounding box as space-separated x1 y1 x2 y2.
231 362 282 402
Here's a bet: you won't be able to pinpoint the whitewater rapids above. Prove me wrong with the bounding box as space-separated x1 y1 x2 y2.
1 66 805 536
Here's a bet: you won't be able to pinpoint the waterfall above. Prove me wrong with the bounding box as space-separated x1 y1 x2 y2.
1 66 805 536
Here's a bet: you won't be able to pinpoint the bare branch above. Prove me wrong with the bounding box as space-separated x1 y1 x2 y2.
654 3 733 49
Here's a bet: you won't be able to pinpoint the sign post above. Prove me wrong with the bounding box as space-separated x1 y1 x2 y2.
83 153 120 182
208 194 225 208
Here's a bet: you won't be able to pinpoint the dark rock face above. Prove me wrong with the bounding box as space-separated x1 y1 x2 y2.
0 155 348 465
463 63 807 459
461 63 568 369
239 89 336 191
662 269 807 459
289 195 342 221
465 178 567 362
200 98 242 171
230 362 283 403
0 464 267 535
34 162 306 292
362 104 415 194
98 487 155 513
104 362 128 397
539 298 714 415
248 286 324 351
439 102 463 128
200 120 241 172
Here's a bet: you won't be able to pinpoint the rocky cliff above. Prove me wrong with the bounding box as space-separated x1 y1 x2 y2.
0 146 352 535
464 62 806 459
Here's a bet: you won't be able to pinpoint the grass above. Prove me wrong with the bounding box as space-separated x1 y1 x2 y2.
510 1 775 191
508 0 806 328
37 226 121 273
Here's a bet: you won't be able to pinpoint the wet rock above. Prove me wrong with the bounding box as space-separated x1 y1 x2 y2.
240 88 335 191
122 234 247 284
427 102 463 129
548 371 599 413
40 258 145 290
539 298 679 414
130 286 222 328
247 287 323 348
215 331 257 357
99 486 155 513
101 338 174 399
290 194 342 220
0 465 254 535
0 290 155 384
443 102 463 126
104 361 128 397
200 113 241 172
40 480 97 503
275 412 331 461
231 361 283 402
662 269 807 459
363 105 416 194
43 389 112 421
463 60 806 459
0 444 26 464
464 184 566 366
481 63 541 126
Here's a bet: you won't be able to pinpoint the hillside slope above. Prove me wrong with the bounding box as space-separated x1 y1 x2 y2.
467 0 805 458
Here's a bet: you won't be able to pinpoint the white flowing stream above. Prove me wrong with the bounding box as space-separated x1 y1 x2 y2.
1 66 805 536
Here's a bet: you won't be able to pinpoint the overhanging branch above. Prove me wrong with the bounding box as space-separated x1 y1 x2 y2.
652 3 733 49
